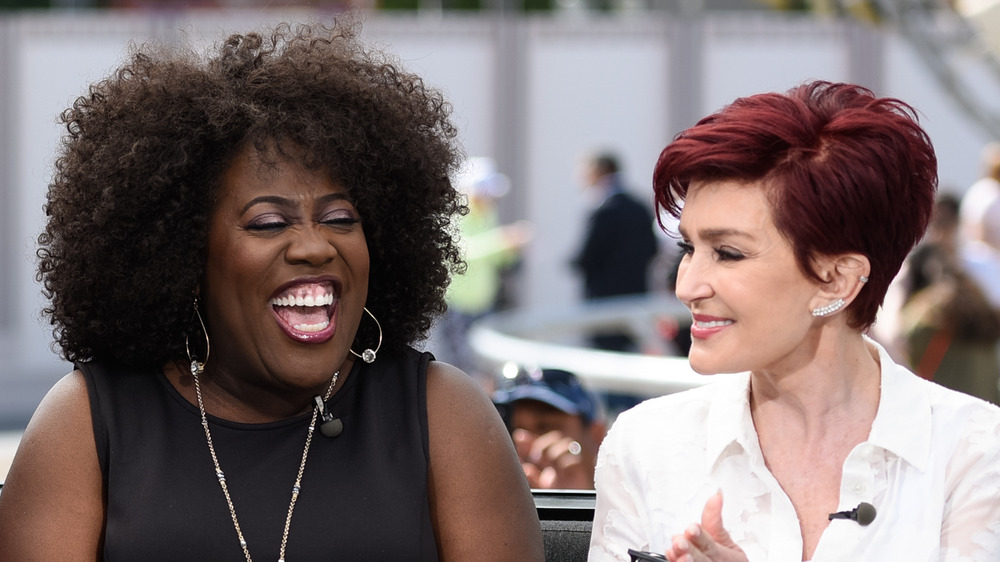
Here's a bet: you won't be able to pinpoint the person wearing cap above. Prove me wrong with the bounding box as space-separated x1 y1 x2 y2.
492 367 607 490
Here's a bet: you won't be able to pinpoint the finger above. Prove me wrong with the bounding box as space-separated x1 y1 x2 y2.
551 437 587 470
528 430 566 465
684 523 716 559
525 431 563 468
667 533 698 562
521 462 542 488
538 466 558 489
511 429 536 463
700 491 738 549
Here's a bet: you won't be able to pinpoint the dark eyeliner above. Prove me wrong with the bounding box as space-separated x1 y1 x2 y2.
716 247 745 261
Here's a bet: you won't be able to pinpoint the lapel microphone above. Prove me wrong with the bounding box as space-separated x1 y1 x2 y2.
828 502 877 526
313 395 344 438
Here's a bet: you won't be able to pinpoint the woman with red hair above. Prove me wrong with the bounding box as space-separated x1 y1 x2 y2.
589 81 1000 561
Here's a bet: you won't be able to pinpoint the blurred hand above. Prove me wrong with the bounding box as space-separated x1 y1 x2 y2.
665 492 748 562
512 428 595 489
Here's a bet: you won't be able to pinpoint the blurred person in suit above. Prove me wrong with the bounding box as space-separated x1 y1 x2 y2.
571 151 660 353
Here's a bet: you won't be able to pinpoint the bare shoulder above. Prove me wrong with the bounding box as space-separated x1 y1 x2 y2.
424 361 544 562
0 370 104 560
425 361 496 423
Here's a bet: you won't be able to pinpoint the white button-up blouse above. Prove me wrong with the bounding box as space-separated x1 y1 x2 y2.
589 339 1000 561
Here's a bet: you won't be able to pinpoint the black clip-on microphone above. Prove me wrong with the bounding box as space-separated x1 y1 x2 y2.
313 395 343 438
828 502 877 526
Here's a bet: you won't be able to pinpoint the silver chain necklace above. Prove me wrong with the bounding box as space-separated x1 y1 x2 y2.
191 366 339 562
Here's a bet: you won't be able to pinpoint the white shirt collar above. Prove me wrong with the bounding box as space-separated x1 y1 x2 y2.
866 337 933 471
702 338 932 473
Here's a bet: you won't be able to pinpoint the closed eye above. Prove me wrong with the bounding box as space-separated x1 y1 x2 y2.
246 214 289 232
716 246 745 261
320 209 360 230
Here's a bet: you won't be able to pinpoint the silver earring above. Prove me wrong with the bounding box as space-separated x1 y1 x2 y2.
185 298 210 375
350 307 382 364
860 276 869 283
812 298 846 317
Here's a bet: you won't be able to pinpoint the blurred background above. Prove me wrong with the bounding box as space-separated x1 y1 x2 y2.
3 0 1000 478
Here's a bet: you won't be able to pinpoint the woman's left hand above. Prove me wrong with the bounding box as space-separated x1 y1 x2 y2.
665 492 748 562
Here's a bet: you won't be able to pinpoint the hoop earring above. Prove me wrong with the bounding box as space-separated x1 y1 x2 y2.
185 298 211 375
811 298 846 317
350 307 382 364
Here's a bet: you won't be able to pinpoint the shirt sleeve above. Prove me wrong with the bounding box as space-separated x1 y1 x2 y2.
939 406 1000 561
589 419 653 562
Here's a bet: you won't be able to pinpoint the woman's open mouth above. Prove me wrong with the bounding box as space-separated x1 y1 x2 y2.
269 281 338 343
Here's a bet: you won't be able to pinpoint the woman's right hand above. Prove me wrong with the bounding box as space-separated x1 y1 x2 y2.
665 492 748 562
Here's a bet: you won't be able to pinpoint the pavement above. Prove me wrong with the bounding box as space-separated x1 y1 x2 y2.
0 431 23 484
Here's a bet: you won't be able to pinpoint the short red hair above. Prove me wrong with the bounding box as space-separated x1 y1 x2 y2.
654 81 937 330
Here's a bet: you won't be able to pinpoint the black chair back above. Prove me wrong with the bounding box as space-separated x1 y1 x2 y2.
534 489 595 562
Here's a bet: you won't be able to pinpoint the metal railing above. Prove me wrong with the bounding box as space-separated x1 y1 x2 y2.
468 293 721 398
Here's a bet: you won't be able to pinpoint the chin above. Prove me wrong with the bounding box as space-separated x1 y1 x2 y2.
687 349 743 376
687 353 719 375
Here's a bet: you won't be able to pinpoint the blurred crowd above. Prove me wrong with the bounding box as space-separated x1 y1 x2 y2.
874 142 1000 405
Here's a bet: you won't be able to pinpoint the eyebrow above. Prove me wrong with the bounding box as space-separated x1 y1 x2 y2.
677 226 757 242
239 193 352 216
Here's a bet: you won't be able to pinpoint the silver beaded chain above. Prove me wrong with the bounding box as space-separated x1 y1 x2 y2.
191 366 339 562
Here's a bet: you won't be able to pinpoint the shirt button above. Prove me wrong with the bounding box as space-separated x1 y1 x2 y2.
854 483 867 494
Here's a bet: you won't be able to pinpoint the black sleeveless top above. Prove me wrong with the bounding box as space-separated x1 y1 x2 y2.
80 347 440 561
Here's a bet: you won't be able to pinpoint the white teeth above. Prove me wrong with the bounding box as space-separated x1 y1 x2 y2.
269 292 333 307
696 320 733 328
293 320 330 333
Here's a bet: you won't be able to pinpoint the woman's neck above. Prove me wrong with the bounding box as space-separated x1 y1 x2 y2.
749 331 881 439
164 359 346 424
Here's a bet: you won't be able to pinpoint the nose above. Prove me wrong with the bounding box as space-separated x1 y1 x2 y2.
285 224 337 266
673 254 712 306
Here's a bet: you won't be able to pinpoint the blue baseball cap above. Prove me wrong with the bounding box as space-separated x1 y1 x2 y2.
492 366 600 425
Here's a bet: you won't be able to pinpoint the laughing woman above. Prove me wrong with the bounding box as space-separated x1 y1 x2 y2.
0 21 543 561
589 82 1000 561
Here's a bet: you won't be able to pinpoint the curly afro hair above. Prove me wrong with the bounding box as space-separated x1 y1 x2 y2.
37 19 467 368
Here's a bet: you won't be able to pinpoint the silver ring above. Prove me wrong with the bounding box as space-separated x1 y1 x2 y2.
568 440 582 456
